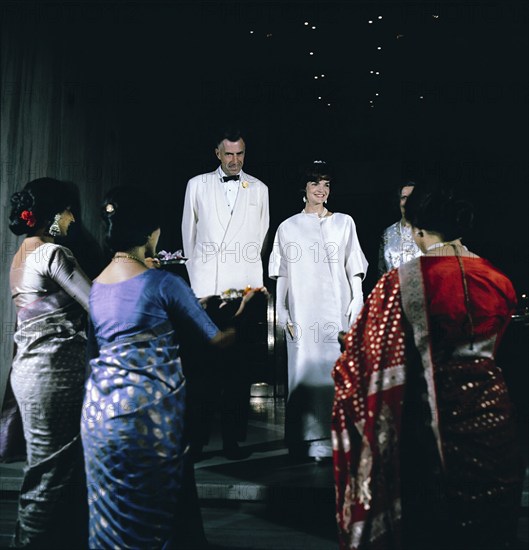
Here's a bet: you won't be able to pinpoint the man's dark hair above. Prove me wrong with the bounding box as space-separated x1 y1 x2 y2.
215 128 245 148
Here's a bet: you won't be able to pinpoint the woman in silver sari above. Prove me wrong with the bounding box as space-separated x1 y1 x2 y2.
8 178 92 548
378 181 422 276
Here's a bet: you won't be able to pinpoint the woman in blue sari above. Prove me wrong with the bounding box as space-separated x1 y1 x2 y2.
81 186 255 549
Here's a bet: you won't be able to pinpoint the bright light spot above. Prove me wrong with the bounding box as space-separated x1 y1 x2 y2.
368 20 373 24
419 95 424 99
314 76 318 79
370 70 374 74
304 21 309 25
378 15 383 19
309 52 314 55
318 96 322 100
375 93 379 96
377 46 382 50
369 100 374 103
432 15 439 19
250 30 254 34
321 74 325 77
327 103 331 106
312 26 316 30
375 71 380 75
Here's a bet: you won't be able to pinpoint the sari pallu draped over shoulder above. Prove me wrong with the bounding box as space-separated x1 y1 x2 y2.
332 269 407 550
332 257 522 550
81 322 187 550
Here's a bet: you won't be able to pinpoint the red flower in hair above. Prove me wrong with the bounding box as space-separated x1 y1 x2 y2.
20 210 37 228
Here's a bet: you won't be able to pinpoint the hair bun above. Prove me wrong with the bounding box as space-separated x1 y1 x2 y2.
101 186 160 253
10 190 33 211
9 190 36 236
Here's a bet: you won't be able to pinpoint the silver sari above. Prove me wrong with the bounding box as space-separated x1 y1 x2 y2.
9 241 91 549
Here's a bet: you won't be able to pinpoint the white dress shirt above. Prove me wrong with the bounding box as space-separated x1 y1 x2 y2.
219 168 240 214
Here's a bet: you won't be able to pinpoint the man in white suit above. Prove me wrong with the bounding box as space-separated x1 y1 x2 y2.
181 129 269 460
182 130 269 297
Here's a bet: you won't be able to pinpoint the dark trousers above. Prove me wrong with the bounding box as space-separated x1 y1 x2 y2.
181 292 267 451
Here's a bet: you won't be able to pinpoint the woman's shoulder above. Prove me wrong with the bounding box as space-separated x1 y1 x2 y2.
28 242 76 266
329 212 356 226
153 269 193 291
283 212 304 223
25 241 66 254
277 213 304 230
331 212 350 220
129 268 186 288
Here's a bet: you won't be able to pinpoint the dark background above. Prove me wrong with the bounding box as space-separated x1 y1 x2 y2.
0 0 527 448
2 0 528 295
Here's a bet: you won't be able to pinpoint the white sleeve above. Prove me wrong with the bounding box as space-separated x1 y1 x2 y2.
275 275 291 327
268 229 282 279
181 179 197 259
260 184 270 251
346 275 364 326
345 216 368 280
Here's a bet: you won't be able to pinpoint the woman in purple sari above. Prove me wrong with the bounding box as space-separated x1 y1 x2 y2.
82 186 257 549
8 178 92 548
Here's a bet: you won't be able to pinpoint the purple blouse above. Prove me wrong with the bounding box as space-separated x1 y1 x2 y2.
89 269 218 347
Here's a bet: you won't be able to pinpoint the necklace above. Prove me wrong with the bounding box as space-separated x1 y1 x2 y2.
426 242 449 252
113 253 146 266
302 207 328 219
426 239 468 254
426 240 462 252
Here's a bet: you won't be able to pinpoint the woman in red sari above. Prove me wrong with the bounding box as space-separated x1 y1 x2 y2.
332 186 523 550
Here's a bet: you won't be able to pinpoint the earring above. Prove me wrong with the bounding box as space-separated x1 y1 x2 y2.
48 213 62 237
302 196 307 203
324 200 327 204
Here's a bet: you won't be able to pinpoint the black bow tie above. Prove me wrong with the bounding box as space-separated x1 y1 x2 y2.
222 175 240 182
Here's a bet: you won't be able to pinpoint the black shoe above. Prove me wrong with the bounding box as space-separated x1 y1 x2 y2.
222 442 251 460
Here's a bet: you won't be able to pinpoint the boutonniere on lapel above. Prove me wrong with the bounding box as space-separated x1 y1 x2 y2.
241 180 249 189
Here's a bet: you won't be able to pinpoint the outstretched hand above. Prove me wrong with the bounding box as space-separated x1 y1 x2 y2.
234 286 268 317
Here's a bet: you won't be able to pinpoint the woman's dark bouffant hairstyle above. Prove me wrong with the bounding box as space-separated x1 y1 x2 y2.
404 185 474 241
301 160 334 187
102 186 160 252
9 178 76 236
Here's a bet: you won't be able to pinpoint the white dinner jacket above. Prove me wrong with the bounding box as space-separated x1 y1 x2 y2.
181 168 269 297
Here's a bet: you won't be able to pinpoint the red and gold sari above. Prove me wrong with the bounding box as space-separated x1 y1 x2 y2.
332 256 523 550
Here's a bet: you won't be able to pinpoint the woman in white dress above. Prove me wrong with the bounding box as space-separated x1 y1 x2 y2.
269 161 368 461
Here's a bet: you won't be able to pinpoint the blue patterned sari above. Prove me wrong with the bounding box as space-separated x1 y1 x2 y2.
81 322 187 549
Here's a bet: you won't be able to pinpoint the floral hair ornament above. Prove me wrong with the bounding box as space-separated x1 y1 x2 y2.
105 203 116 214
20 210 37 228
